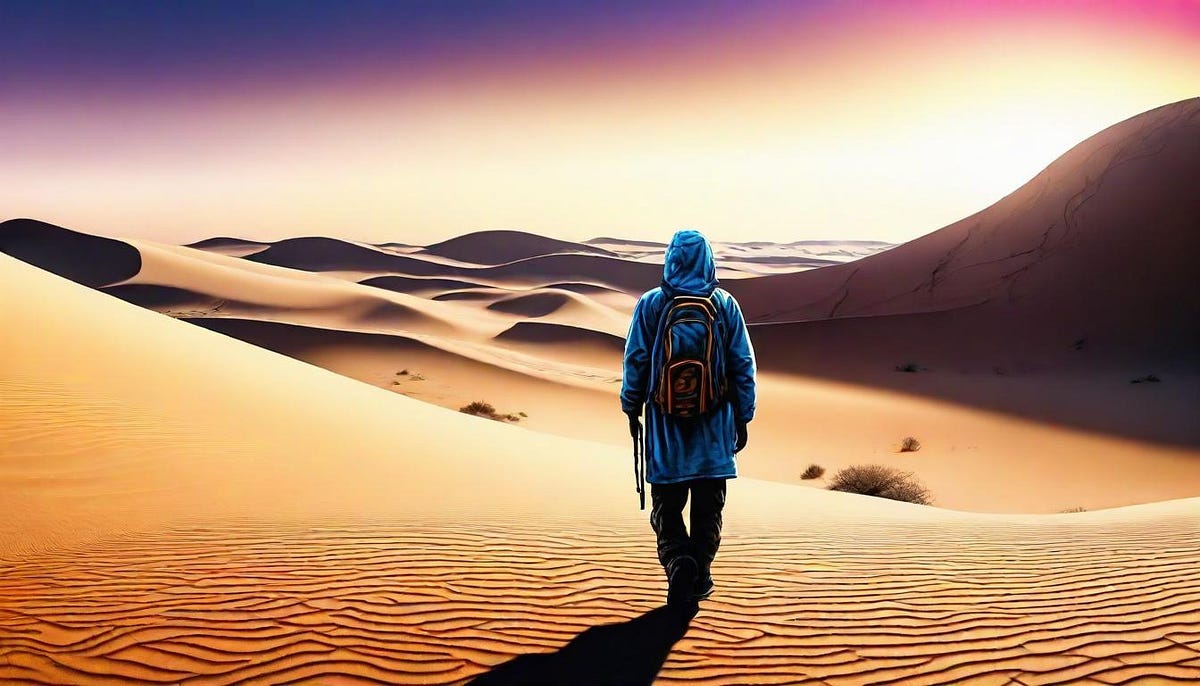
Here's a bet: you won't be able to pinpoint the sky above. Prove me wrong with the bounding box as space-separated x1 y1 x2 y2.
1 0 1198 246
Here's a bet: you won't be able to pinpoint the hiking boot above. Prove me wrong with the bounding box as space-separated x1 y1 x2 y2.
692 572 714 601
666 555 699 607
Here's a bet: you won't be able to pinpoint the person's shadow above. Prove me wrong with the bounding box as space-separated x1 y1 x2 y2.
468 603 699 685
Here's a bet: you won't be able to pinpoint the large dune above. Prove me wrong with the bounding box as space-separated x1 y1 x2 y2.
729 98 1200 364
5 252 1200 684
725 98 1200 442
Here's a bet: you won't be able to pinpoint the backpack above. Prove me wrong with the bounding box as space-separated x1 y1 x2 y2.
652 292 726 419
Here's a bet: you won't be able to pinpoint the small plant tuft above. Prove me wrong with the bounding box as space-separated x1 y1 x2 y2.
1060 506 1087 513
459 400 523 423
895 362 922 373
397 369 409 376
828 464 932 505
1130 374 1161 384
899 436 921 453
460 401 498 417
800 464 825 480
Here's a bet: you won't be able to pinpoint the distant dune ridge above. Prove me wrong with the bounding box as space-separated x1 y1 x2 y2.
423 228 621 263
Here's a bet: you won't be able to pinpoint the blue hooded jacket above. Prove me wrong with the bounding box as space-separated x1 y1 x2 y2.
621 229 757 484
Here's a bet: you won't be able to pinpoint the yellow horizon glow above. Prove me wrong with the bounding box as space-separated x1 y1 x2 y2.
2 16 1197 246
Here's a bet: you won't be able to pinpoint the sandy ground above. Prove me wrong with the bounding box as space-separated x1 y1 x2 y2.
3 253 1199 685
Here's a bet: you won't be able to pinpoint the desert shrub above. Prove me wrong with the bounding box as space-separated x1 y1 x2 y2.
800 464 825 480
1060 506 1087 513
895 362 922 373
1130 374 1161 384
828 464 932 505
460 401 523 423
460 401 498 417
900 436 921 452
397 369 409 376
518 411 528 418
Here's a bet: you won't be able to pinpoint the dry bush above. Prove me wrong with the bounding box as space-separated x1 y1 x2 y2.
460 401 522 423
1060 506 1087 513
460 401 498 417
828 464 932 505
800 464 825 480
895 362 922 373
1130 374 1161 384
900 436 921 452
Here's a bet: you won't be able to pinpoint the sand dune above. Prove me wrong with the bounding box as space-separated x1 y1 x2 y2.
586 236 893 270
723 98 1200 442
488 290 574 317
729 98 1200 361
422 229 619 264
360 274 498 295
486 288 630 335
249 235 665 295
186 236 272 257
0 218 141 287
190 316 622 440
104 283 224 311
119 239 476 336
588 236 668 248
495 320 628 368
247 236 453 273
469 254 663 294
749 310 1200 446
432 288 509 302
3 253 1199 684
542 280 628 296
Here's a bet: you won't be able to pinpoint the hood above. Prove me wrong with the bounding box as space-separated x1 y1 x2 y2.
661 229 718 297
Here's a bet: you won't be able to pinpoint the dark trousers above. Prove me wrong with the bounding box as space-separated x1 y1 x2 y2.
649 478 727 576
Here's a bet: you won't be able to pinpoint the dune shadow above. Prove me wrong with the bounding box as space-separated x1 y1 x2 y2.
468 603 698 686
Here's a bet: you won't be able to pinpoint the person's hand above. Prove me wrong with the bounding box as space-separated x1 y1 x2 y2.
626 410 642 439
734 420 748 453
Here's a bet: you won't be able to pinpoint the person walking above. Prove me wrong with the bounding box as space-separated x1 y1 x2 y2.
621 229 757 606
